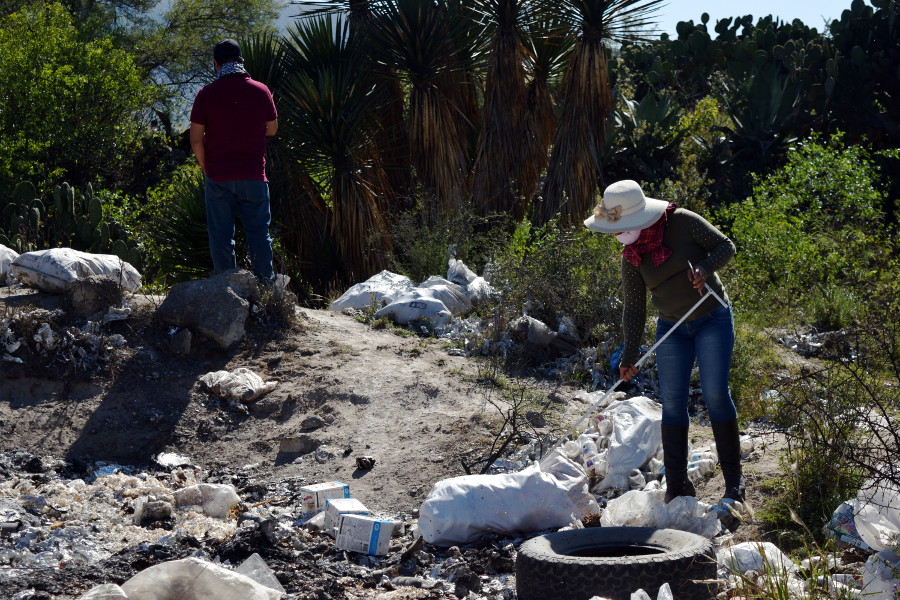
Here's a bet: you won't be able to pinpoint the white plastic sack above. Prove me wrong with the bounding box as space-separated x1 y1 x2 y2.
511 316 558 347
0 244 19 282
855 478 900 552
593 397 662 491
419 456 598 546
462 276 495 305
863 548 900 600
329 270 413 311
199 368 277 403
716 541 799 579
447 258 477 285
374 292 452 327
417 276 472 314
173 483 241 519
120 557 282 600
10 247 141 294
600 489 722 538
78 584 129 600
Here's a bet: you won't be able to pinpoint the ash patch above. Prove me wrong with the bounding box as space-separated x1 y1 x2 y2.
0 451 520 600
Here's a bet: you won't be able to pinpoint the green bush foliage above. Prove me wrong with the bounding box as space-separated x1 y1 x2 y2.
0 3 155 193
491 220 623 344
720 134 895 327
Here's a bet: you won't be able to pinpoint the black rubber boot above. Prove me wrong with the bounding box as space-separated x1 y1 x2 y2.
661 424 696 504
712 419 745 502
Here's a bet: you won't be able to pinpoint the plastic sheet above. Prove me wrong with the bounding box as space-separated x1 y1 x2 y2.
329 270 414 311
120 557 282 600
863 548 900 600
599 489 722 538
78 584 129 599
716 541 800 578
854 478 900 552
199 368 277 403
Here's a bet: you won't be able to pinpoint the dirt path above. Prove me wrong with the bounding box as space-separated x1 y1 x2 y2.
0 303 559 515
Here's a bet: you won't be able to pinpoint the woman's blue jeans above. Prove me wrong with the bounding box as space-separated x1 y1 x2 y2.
655 305 737 427
205 177 274 281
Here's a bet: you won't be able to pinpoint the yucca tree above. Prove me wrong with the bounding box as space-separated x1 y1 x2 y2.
469 0 533 221
240 31 342 293
277 16 393 282
535 0 664 225
364 0 477 219
520 16 574 213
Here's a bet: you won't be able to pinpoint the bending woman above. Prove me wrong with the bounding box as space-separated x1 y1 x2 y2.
584 179 744 504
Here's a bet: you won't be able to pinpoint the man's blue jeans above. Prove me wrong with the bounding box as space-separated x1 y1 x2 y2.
204 177 274 281
655 305 737 427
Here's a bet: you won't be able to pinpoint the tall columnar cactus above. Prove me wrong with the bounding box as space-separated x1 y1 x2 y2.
0 181 45 252
1 180 144 269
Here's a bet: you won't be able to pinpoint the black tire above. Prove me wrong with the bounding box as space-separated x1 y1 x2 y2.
515 527 717 600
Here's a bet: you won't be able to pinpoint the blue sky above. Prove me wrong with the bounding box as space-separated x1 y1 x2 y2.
652 0 858 35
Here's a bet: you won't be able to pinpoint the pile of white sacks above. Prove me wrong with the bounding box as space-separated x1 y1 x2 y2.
329 259 494 327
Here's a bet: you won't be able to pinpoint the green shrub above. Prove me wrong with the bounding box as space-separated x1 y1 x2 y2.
491 220 622 345
388 204 502 285
758 313 900 545
720 133 895 327
729 323 782 422
0 3 156 192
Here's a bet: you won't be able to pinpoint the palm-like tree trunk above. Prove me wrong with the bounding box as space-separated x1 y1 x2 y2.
538 36 611 225
471 20 528 220
534 0 664 225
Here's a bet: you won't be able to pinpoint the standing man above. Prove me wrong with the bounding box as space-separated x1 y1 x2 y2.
189 38 278 284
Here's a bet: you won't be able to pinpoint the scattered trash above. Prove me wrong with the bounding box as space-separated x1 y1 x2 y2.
335 514 394 555
825 501 874 552
299 481 351 515
199 368 277 404
324 497 370 535
173 483 242 519
863 548 900 599
355 455 376 470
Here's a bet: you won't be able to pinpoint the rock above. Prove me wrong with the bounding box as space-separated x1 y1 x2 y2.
525 410 546 428
157 270 255 348
168 328 192 355
278 435 320 455
300 415 327 430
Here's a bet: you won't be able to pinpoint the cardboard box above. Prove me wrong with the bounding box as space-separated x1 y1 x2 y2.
299 481 350 515
324 497 369 534
335 514 393 555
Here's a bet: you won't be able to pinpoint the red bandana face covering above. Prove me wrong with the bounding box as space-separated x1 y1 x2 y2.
622 203 678 267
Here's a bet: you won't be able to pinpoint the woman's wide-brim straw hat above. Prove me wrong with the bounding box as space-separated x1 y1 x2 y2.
583 180 669 233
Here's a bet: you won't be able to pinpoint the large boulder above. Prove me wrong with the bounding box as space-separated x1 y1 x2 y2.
157 270 257 348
